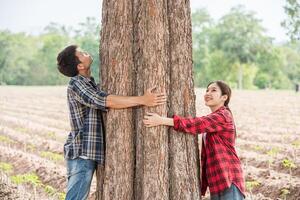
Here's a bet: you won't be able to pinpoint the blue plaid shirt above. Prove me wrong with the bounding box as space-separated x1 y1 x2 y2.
64 75 108 164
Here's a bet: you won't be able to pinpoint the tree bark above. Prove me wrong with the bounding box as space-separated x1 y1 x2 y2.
167 0 201 199
98 0 200 199
98 0 135 200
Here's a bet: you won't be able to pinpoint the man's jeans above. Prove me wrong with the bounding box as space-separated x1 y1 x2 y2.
65 158 97 200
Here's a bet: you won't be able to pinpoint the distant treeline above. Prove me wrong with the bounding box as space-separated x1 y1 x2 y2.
0 7 299 89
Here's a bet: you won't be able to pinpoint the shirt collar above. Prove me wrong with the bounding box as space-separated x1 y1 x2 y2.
213 105 226 113
75 74 95 84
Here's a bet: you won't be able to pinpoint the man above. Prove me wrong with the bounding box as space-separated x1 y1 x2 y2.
57 45 166 200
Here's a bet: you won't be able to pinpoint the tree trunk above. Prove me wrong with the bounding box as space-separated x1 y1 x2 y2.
98 0 200 199
98 0 135 200
167 0 201 199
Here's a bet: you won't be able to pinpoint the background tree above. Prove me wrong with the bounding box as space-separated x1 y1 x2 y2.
0 7 299 89
282 0 300 40
209 5 268 89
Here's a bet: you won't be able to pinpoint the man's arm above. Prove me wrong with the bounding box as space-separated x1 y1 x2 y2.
106 87 166 109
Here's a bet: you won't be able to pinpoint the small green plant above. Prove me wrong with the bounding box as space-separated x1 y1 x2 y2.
292 140 300 162
15 127 28 133
26 144 36 152
282 158 297 181
246 180 260 199
0 162 13 173
266 147 280 176
46 131 56 139
11 173 41 186
292 140 300 148
44 185 56 196
40 151 64 162
42 184 66 199
11 173 41 198
57 192 66 200
252 145 264 152
282 159 296 169
280 188 290 200
0 135 15 144
266 147 280 157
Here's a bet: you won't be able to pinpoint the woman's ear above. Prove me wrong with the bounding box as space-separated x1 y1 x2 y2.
222 95 228 102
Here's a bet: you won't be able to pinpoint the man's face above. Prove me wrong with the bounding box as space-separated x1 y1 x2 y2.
75 48 93 70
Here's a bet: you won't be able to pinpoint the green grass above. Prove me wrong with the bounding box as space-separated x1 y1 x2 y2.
40 151 64 162
0 135 15 144
46 131 57 139
44 185 56 195
0 162 13 173
11 173 41 186
280 188 290 199
246 180 260 191
292 140 300 148
282 159 297 169
14 127 29 133
266 147 280 157
252 145 264 152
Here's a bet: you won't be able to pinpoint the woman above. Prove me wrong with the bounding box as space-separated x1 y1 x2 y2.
143 80 245 200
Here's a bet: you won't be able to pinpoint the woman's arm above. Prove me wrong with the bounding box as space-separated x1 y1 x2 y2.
143 113 174 127
144 111 228 135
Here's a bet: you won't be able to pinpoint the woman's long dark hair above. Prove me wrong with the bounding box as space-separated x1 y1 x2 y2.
207 80 237 138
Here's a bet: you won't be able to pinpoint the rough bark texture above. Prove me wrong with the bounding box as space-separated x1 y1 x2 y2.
167 0 201 199
133 0 170 200
98 0 200 199
98 0 135 200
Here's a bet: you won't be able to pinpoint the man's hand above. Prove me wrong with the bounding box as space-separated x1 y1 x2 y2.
106 87 167 109
142 87 167 107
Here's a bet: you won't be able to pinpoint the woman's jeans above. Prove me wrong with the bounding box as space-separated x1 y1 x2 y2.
65 158 97 200
210 184 244 200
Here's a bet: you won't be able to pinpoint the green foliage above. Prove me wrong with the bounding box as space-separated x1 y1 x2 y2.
44 185 56 196
26 144 36 152
246 180 260 191
11 173 41 186
58 192 66 200
192 6 299 89
252 145 264 152
282 0 300 41
280 188 290 199
0 17 100 85
46 131 57 140
40 151 64 162
10 173 65 198
292 140 300 148
282 159 297 169
0 162 13 173
15 127 28 133
43 184 66 200
266 147 280 157
0 135 15 144
0 12 299 88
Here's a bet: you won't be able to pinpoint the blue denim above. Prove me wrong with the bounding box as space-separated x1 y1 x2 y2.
65 158 97 200
210 184 244 200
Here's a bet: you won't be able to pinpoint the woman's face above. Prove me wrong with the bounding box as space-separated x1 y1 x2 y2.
204 83 227 108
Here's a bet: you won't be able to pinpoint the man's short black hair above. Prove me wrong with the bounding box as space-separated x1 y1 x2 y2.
57 45 80 77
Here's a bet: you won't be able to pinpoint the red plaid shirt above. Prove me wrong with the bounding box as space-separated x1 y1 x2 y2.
173 106 245 197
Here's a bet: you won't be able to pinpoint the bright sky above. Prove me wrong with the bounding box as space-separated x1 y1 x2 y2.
0 0 288 42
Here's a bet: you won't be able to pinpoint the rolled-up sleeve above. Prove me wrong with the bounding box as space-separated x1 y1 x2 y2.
173 112 227 135
71 80 108 111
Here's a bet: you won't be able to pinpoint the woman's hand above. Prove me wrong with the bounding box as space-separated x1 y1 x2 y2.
143 112 174 127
